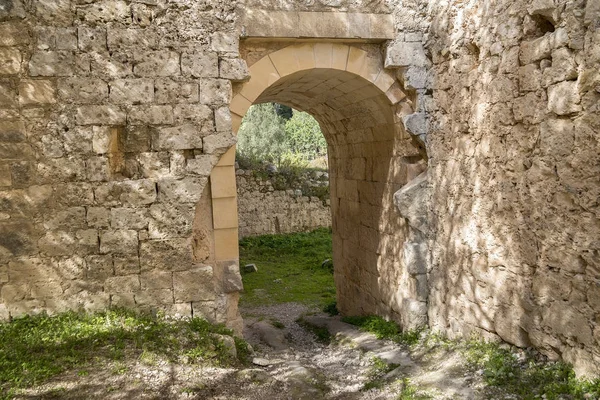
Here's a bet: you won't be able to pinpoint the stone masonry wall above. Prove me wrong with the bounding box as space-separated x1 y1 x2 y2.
386 0 600 377
0 0 244 330
236 168 331 238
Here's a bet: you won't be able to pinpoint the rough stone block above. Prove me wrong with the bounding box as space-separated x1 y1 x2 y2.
29 51 75 76
147 203 194 239
385 41 430 68
210 32 239 54
38 230 98 256
105 275 141 294
140 270 172 290
90 51 133 77
0 22 29 46
154 79 199 104
107 28 159 51
134 51 180 77
58 78 109 104
222 262 243 293
34 0 72 26
181 52 218 78
154 125 204 150
214 107 231 132
137 152 170 179
53 183 95 207
199 79 232 105
403 242 428 275
0 48 21 75
18 80 56 105
77 0 132 24
186 155 217 176
203 133 236 155
140 239 192 272
120 126 152 152
78 27 107 52
129 105 173 125
394 171 429 234
157 177 207 204
92 126 112 154
401 298 428 330
219 58 250 82
547 81 582 115
95 179 157 207
109 79 154 104
76 105 126 125
542 48 578 87
173 104 213 125
110 208 149 230
0 79 17 108
85 255 114 280
43 207 86 230
56 28 77 50
518 64 542 92
173 266 215 302
113 254 140 275
100 230 138 255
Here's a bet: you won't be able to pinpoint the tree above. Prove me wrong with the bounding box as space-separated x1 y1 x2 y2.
237 103 287 162
285 111 327 161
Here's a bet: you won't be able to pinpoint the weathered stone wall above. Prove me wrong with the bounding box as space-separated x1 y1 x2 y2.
0 0 244 331
236 168 331 237
385 0 600 377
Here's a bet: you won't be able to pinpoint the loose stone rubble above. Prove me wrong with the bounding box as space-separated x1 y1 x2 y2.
0 0 598 378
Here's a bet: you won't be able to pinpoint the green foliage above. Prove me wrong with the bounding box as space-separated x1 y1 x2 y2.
0 309 249 398
362 357 399 391
237 103 327 167
463 340 600 399
239 228 335 307
322 301 339 316
342 315 422 346
397 378 433 400
296 318 331 344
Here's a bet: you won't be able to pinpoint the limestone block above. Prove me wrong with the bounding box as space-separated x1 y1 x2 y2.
585 0 600 26
100 230 138 255
214 107 232 132
63 126 93 155
385 41 430 68
58 78 109 104
129 105 173 125
200 79 232 105
203 133 236 155
56 28 77 50
403 242 428 275
140 270 172 290
89 51 133 77
110 208 149 230
134 51 180 77
401 298 428 330
34 0 72 26
94 179 157 206
18 80 56 105
210 32 239 54
527 0 559 24
0 164 11 186
157 177 207 204
77 0 132 24
0 48 21 75
105 275 141 294
547 81 582 115
29 51 75 76
87 207 110 228
219 58 250 82
222 262 243 293
113 254 140 275
43 207 86 230
137 152 170 179
519 32 565 65
78 27 107 52
518 64 542 92
154 124 204 150
109 79 154 104
53 183 95 207
401 66 428 90
402 113 428 136
0 80 17 108
186 155 217 176
173 266 215 302
121 126 152 152
155 79 199 104
107 28 159 51
394 171 429 234
542 48 578 87
173 104 213 125
92 126 111 154
140 239 193 271
147 203 194 240
85 255 114 280
181 52 218 78
0 22 29 46
38 230 98 256
76 105 126 125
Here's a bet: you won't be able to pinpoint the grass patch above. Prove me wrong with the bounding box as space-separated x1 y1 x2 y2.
362 356 399 391
342 315 422 346
296 317 331 344
239 228 335 307
464 340 600 399
397 378 433 400
0 308 250 399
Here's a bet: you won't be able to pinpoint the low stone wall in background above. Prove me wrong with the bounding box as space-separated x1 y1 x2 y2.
236 167 331 238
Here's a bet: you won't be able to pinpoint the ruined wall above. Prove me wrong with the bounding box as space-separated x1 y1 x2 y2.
236 168 331 238
0 0 244 330
385 0 600 377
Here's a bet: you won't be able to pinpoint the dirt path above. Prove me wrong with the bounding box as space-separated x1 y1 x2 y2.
15 303 488 399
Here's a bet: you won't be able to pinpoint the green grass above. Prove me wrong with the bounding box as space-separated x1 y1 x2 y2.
0 309 251 399
342 315 422 346
296 317 331 343
362 357 399 391
397 378 433 400
239 228 335 307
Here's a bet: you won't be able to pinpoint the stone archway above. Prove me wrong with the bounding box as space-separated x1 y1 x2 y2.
209 42 428 327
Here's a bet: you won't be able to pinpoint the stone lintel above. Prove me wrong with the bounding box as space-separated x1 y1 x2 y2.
241 10 395 40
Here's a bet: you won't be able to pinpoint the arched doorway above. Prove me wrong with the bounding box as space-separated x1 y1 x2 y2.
209 42 427 327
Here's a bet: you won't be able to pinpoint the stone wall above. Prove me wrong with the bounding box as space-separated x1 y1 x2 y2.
236 168 331 237
386 0 600 377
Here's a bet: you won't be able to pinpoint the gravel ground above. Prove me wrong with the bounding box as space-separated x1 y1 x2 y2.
14 303 486 399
